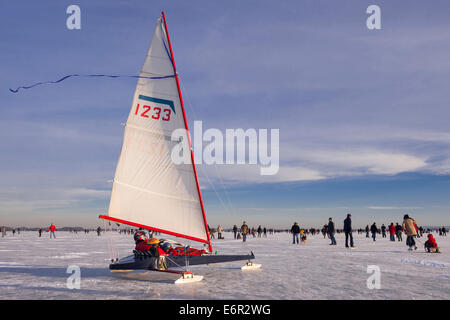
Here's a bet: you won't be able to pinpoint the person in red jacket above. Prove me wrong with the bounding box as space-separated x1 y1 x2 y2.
424 234 440 253
48 223 56 239
135 237 166 256
388 223 396 241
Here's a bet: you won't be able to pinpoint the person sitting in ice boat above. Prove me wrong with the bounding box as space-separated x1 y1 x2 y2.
135 236 166 256
424 234 440 253
160 241 174 255
133 230 148 244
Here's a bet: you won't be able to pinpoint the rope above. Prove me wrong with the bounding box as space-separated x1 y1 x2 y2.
179 79 238 219
9 73 176 93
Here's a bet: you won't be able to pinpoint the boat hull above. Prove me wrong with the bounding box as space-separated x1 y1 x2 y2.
109 252 255 271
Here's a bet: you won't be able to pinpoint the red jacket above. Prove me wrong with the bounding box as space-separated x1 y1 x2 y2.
48 225 56 232
135 242 166 255
425 234 437 248
388 225 395 235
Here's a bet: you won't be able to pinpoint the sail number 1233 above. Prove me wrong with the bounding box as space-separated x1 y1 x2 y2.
134 104 171 121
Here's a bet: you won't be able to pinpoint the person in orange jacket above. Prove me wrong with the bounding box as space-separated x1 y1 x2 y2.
48 223 56 239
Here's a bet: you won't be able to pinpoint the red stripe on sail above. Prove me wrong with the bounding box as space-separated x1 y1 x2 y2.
99 215 209 245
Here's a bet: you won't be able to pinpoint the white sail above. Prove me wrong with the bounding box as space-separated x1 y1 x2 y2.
105 17 209 245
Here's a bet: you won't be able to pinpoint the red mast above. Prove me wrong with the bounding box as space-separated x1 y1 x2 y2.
161 11 213 253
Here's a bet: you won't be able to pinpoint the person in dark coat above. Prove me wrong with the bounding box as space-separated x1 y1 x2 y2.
232 225 238 239
381 224 386 238
343 214 354 248
370 223 377 241
395 223 403 241
291 222 300 244
328 218 336 245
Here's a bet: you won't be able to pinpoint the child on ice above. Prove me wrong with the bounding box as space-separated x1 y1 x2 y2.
424 234 440 253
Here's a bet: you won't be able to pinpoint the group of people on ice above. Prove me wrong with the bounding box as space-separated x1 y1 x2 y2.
291 214 442 253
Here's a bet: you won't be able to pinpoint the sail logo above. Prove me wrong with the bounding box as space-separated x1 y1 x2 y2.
171 121 279 175
134 95 175 122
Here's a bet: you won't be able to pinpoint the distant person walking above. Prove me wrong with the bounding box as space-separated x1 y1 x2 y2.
388 223 396 241
217 225 223 239
402 215 418 251
240 221 249 242
381 224 386 238
291 222 300 244
48 223 56 239
328 218 337 245
38 228 42 237
1 226 6 237
365 225 370 238
370 223 377 241
233 225 238 239
395 223 403 241
344 214 354 248
257 225 262 238
97 227 101 236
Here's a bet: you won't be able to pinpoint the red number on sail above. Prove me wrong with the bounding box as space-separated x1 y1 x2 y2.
141 105 151 118
152 107 161 119
135 104 140 115
162 109 171 121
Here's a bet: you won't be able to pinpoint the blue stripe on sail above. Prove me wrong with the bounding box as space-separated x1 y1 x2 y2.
138 95 176 114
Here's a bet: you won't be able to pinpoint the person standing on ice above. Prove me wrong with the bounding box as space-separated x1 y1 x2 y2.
327 218 337 245
240 221 249 242
48 223 56 239
365 225 370 238
233 225 238 239
381 224 387 238
257 225 262 238
217 225 223 239
395 223 403 241
370 223 377 241
402 215 418 251
343 214 355 248
291 222 300 244
1 226 6 237
388 223 396 241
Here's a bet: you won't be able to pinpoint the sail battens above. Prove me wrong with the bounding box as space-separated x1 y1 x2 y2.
124 123 173 140
113 180 199 203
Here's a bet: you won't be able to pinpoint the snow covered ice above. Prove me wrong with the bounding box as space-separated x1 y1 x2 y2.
0 231 449 299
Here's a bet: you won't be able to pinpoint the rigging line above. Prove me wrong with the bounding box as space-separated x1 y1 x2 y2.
103 219 113 261
9 73 176 93
179 79 239 218
177 81 231 215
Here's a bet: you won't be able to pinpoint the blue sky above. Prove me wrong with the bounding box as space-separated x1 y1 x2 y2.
1 0 450 228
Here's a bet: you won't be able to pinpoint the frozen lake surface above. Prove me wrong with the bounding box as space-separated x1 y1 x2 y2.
0 230 449 299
